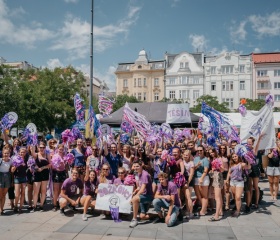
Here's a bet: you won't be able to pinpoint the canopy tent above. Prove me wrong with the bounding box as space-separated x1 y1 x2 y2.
100 102 200 128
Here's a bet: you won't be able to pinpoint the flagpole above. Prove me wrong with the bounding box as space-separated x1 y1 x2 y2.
89 0 94 107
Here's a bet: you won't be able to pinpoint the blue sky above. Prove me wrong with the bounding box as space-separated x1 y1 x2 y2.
1 0 280 91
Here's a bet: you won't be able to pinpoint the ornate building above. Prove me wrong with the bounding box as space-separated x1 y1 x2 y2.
204 52 252 110
115 50 165 102
165 52 204 107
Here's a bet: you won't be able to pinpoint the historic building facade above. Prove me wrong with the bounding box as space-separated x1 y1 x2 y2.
252 52 280 108
204 52 252 110
165 52 204 107
115 50 165 102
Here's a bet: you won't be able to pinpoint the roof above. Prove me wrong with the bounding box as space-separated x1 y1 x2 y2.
100 102 200 128
252 52 280 63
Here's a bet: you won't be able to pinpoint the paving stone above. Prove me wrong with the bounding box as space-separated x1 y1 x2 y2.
46 232 77 240
231 226 261 238
208 233 236 240
74 233 103 240
207 226 234 234
19 230 52 240
156 229 182 240
101 236 128 240
104 227 133 237
257 227 280 237
182 232 209 240
56 224 86 233
183 224 207 233
81 225 109 235
0 230 29 240
130 229 157 239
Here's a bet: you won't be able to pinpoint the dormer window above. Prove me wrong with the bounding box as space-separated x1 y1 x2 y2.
138 65 142 69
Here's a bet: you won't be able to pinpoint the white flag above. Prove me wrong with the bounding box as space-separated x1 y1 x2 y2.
240 103 276 150
166 103 191 124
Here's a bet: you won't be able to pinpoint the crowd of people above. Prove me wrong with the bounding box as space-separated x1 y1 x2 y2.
0 129 279 228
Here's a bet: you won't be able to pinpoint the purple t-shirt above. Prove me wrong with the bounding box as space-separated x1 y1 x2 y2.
138 170 153 196
113 178 125 185
84 179 99 196
230 164 243 181
157 181 180 207
61 178 83 197
98 174 115 184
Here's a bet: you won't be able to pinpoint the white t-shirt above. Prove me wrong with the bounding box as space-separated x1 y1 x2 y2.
0 158 12 173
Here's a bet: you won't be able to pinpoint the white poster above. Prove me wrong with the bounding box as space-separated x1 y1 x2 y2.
95 183 133 214
240 104 276 150
166 103 191 124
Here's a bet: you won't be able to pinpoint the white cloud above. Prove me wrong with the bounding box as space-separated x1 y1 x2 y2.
46 58 64 69
253 48 261 53
189 34 207 51
230 21 247 43
170 0 181 7
248 11 280 37
0 0 54 48
208 47 228 56
64 0 79 3
50 5 141 60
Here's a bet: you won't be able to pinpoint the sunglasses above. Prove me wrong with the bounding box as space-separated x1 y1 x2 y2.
197 150 203 152
221 148 226 149
118 172 125 174
93 149 98 151
39 147 45 149
103 168 109 171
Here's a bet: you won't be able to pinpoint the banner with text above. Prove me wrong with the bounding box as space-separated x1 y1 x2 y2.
166 103 191 124
95 183 133 214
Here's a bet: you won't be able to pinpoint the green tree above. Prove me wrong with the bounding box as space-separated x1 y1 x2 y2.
242 98 265 111
113 94 139 112
190 95 230 113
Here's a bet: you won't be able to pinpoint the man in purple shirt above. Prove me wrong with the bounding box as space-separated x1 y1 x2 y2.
59 168 84 215
152 172 180 227
130 160 153 228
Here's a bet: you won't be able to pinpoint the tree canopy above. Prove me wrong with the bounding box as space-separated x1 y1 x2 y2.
190 95 230 113
241 98 265 111
112 94 140 112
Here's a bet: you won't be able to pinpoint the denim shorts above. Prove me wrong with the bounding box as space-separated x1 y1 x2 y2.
14 177 27 184
139 194 153 214
230 180 244 188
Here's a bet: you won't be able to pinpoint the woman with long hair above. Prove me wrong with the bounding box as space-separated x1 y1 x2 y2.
80 162 99 221
30 142 51 212
226 153 251 217
51 144 68 211
0 148 12 215
118 140 134 172
71 138 86 183
98 163 115 184
86 145 101 174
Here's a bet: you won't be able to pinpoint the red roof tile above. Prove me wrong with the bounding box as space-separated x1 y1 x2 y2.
252 52 280 63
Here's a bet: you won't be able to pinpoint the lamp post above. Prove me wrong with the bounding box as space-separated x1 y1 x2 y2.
89 0 94 106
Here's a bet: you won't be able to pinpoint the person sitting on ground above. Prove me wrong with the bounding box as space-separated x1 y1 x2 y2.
59 168 83 216
152 172 180 227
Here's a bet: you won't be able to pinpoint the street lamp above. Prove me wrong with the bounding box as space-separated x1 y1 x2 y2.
89 0 94 107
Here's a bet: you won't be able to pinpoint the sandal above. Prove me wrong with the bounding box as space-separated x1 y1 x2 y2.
208 217 220 222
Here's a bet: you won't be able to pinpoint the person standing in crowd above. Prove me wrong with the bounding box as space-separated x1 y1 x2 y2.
118 139 134 172
51 144 68 211
98 163 115 184
59 168 83 216
11 147 28 213
153 172 180 227
103 141 122 177
113 167 127 185
0 149 12 215
71 138 86 183
86 145 101 174
130 160 153 228
30 142 51 212
226 153 251 217
80 162 99 221
193 145 210 216
187 141 197 157
267 140 280 200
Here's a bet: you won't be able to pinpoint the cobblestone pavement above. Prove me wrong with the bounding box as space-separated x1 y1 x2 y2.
0 180 280 240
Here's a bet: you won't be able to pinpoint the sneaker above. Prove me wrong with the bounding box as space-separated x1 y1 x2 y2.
129 219 138 228
30 207 36 213
14 207 19 213
82 214 88 221
60 208 65 216
251 204 258 210
186 213 194 219
39 206 44 212
52 206 58 212
153 217 164 224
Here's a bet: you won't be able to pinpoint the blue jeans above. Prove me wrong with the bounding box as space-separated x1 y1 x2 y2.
152 198 179 227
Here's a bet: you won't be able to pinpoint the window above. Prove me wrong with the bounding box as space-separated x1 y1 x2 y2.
180 62 188 69
239 65 245 73
258 95 266 100
154 93 159 101
123 79 128 88
193 76 199 84
210 66 216 74
179 90 189 99
154 78 159 86
138 78 141 87
180 62 184 68
169 90 175 99
211 82 216 91
275 95 280 101
143 92 146 101
275 70 280 76
240 81 245 90
143 78 147 87
169 77 176 85
134 78 137 87
222 81 234 91
275 82 280 89
137 92 142 101
257 82 269 89
222 98 234 109
181 76 187 84
221 65 233 74
257 70 267 76
193 90 200 100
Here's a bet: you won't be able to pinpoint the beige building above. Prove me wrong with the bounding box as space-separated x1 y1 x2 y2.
115 50 165 102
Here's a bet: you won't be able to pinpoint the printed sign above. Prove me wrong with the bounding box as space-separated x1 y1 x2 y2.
166 103 191 124
95 183 133 214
